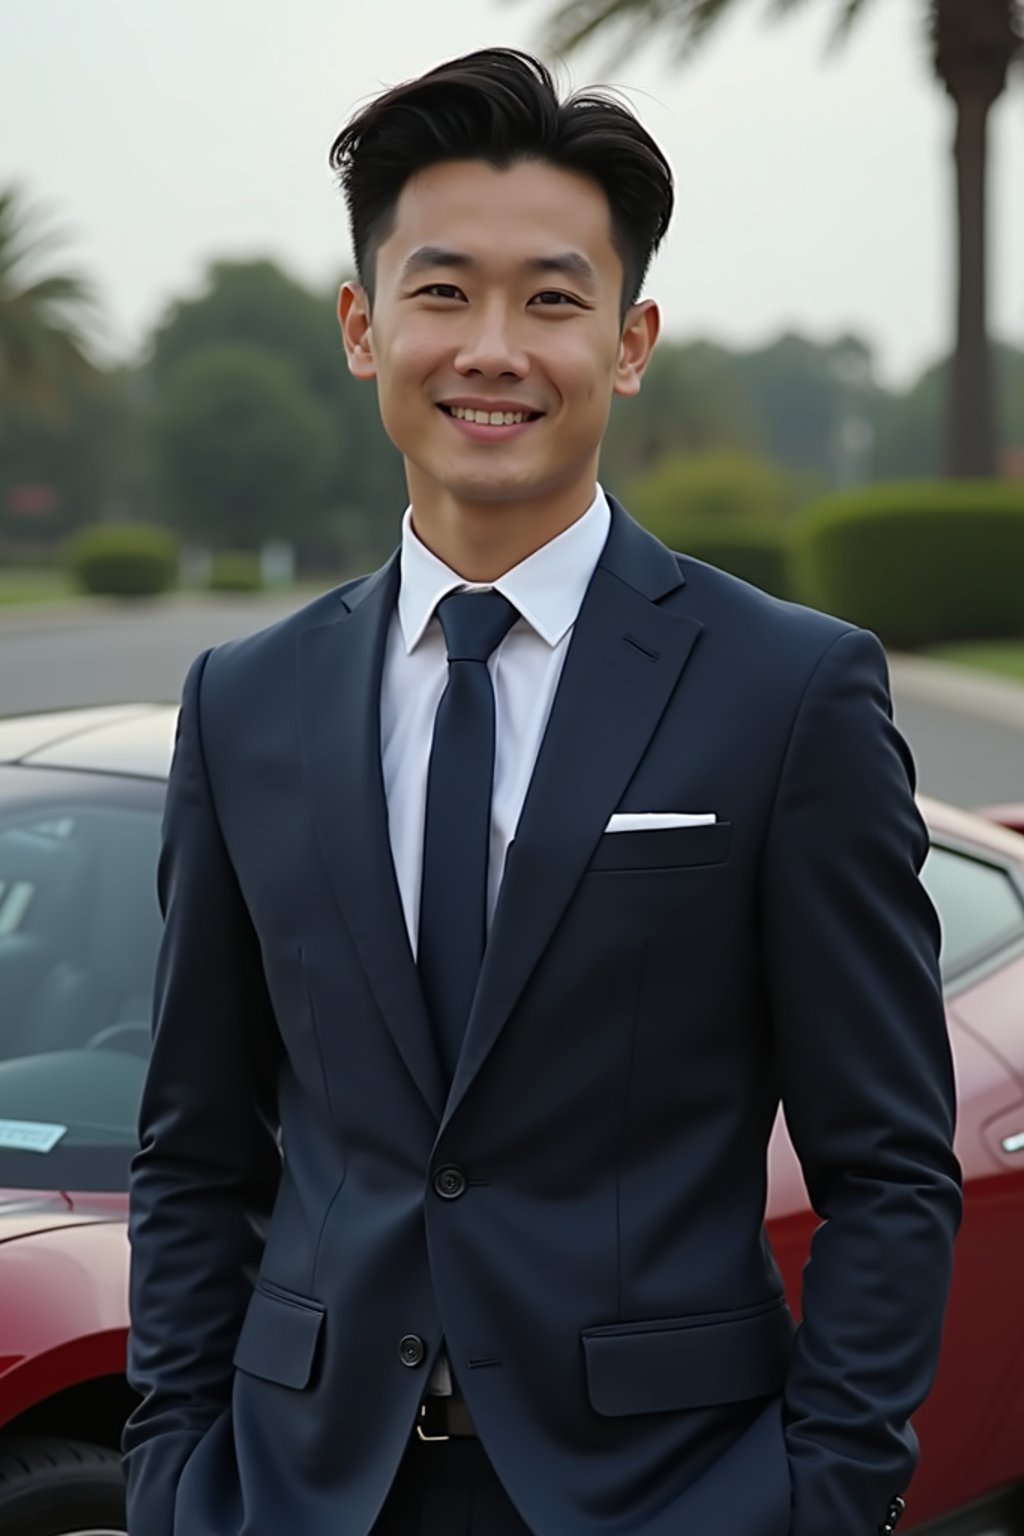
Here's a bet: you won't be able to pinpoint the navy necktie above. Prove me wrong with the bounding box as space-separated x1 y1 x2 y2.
418 588 519 1082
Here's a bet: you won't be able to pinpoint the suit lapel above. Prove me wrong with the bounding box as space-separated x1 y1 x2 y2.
296 557 446 1121
441 504 703 1130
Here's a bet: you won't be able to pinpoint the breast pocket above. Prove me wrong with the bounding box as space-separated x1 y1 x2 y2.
587 822 732 873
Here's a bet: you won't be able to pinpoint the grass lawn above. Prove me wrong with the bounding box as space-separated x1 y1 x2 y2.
0 568 78 606
929 641 1024 684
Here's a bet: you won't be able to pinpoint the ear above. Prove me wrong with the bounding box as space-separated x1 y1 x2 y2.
338 281 376 381
613 300 660 399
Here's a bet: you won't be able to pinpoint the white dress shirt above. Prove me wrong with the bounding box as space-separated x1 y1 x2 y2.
379 484 611 1398
380 484 611 956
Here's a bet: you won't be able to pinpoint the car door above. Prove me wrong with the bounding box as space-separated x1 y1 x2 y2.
910 836 1024 1519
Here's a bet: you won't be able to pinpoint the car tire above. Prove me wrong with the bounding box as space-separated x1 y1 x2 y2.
0 1437 126 1536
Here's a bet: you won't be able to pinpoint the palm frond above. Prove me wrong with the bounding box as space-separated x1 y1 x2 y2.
0 187 88 295
0 184 103 423
825 0 876 52
17 272 98 313
541 0 741 69
768 0 875 55
539 0 878 64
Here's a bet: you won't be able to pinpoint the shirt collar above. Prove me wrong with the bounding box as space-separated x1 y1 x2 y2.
397 485 611 654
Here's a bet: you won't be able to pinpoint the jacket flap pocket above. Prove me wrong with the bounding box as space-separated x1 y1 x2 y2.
233 1283 325 1389
588 822 732 872
581 1299 793 1417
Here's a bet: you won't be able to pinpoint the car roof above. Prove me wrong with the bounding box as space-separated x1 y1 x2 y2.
0 704 177 780
920 794 1024 867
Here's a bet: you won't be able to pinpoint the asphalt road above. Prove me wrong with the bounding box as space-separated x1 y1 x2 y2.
0 595 301 715
891 694 1024 809
1 595 1023 810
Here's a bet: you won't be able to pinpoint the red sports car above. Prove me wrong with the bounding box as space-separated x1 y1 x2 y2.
0 705 1021 1536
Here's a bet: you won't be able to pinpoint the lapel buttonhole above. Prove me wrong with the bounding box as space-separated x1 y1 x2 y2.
624 633 660 662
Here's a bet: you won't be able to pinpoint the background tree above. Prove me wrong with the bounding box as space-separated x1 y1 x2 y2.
601 340 755 491
154 344 334 552
0 371 145 546
874 340 1024 477
148 259 406 563
149 258 343 400
537 0 1024 479
601 331 886 495
0 185 101 427
744 334 877 484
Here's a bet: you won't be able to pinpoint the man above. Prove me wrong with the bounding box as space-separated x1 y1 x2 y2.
124 47 962 1536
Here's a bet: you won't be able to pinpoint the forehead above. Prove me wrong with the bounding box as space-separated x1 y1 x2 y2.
377 159 621 284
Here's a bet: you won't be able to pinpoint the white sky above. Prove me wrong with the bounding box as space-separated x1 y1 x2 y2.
2 0 1022 389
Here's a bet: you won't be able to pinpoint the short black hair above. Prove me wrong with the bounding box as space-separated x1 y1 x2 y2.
328 48 674 323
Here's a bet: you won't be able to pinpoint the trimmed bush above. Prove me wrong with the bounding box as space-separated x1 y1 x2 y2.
208 551 264 593
796 481 1024 647
663 518 795 599
624 450 818 598
66 523 179 598
626 450 813 536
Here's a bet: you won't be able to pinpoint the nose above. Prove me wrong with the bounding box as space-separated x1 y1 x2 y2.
453 302 528 380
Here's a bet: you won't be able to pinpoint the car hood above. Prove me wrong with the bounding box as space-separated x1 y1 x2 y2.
0 1188 122 1245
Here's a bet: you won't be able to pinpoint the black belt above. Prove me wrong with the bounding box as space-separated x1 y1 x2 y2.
417 1394 478 1440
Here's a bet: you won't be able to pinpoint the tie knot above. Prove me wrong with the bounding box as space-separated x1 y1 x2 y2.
436 589 518 663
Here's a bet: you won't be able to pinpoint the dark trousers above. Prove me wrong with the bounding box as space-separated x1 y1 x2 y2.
371 1436 533 1536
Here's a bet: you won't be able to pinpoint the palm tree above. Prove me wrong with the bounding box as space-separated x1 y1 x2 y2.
0 185 100 428
539 0 1023 478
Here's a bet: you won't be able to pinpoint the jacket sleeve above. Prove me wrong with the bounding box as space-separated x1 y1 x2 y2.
759 626 963 1536
122 648 284 1536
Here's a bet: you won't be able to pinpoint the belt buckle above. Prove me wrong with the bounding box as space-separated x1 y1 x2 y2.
416 1400 451 1442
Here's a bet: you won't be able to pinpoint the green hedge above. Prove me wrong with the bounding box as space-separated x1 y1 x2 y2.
627 450 813 530
66 524 180 598
208 551 264 592
624 450 817 600
796 481 1024 646
662 518 795 599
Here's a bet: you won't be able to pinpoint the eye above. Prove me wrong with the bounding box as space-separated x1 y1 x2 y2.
530 291 581 307
416 283 464 301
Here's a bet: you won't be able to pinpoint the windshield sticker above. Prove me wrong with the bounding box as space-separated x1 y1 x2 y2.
0 1120 68 1154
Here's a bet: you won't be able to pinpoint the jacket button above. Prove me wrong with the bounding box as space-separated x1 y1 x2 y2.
398 1334 425 1368
433 1165 467 1200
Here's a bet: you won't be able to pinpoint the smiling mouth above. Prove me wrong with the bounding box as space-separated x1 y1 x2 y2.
438 404 544 426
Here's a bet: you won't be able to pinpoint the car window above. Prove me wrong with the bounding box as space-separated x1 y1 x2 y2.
0 791 162 1190
920 843 1024 981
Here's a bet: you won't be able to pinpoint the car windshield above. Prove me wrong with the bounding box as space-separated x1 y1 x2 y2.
0 766 163 1192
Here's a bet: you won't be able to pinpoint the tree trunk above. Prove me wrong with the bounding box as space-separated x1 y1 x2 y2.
933 0 1022 479
944 87 997 477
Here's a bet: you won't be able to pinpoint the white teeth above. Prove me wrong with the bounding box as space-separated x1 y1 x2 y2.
448 406 530 425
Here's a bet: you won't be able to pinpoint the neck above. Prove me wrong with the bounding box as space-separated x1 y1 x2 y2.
405 472 599 583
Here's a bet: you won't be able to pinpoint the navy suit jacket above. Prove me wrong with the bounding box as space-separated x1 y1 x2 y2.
124 499 962 1536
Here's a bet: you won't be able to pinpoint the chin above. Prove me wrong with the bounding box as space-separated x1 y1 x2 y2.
437 466 547 506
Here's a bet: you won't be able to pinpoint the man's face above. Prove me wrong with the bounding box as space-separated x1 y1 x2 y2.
339 158 657 511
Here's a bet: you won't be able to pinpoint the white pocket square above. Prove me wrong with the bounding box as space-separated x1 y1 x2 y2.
605 812 717 832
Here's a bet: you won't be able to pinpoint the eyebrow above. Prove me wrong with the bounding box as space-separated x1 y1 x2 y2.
400 246 598 290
